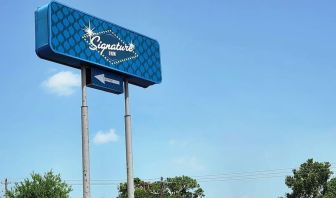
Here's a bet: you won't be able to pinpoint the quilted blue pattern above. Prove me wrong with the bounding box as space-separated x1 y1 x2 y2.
49 2 161 84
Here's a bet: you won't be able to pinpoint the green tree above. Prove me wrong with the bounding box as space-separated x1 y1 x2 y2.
117 178 157 198
284 159 333 198
322 178 336 198
117 176 205 198
7 170 72 198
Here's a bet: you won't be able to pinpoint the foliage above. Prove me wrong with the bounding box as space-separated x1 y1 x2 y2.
284 159 333 198
117 176 205 198
322 178 336 198
6 170 72 198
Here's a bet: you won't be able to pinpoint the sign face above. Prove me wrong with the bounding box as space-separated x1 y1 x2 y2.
35 1 161 88
87 67 124 94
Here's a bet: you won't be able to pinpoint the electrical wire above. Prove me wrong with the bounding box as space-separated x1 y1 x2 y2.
1 165 335 186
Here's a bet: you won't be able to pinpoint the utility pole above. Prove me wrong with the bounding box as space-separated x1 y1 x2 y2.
4 178 8 198
159 177 164 198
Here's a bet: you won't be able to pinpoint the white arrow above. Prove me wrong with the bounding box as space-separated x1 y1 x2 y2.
94 74 120 85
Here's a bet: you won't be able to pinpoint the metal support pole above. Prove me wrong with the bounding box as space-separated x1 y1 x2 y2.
81 66 90 198
124 79 135 198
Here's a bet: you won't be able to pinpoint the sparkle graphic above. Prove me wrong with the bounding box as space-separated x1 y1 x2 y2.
83 21 95 37
129 41 135 51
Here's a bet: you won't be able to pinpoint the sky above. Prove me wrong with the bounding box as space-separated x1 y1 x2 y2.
1 0 336 197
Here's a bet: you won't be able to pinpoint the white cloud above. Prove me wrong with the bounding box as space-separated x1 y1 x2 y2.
93 129 119 145
42 71 81 96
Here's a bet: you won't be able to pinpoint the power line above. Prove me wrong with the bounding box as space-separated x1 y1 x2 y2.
191 168 292 178
2 164 336 186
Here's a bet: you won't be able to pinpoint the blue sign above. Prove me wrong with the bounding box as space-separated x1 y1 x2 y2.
35 1 161 88
87 67 124 94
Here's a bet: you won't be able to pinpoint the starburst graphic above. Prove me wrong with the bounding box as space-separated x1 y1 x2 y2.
129 41 135 51
83 21 95 37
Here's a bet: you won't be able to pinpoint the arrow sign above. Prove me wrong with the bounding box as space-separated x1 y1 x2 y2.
87 67 124 94
95 74 121 85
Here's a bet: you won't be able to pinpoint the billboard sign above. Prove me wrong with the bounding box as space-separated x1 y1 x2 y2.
35 1 161 88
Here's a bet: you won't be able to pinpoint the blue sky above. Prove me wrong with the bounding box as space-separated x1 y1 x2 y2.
1 0 336 197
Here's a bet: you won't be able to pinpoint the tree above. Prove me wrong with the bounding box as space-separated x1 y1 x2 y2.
322 178 336 198
284 159 333 198
117 176 205 198
117 178 157 198
7 170 72 198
